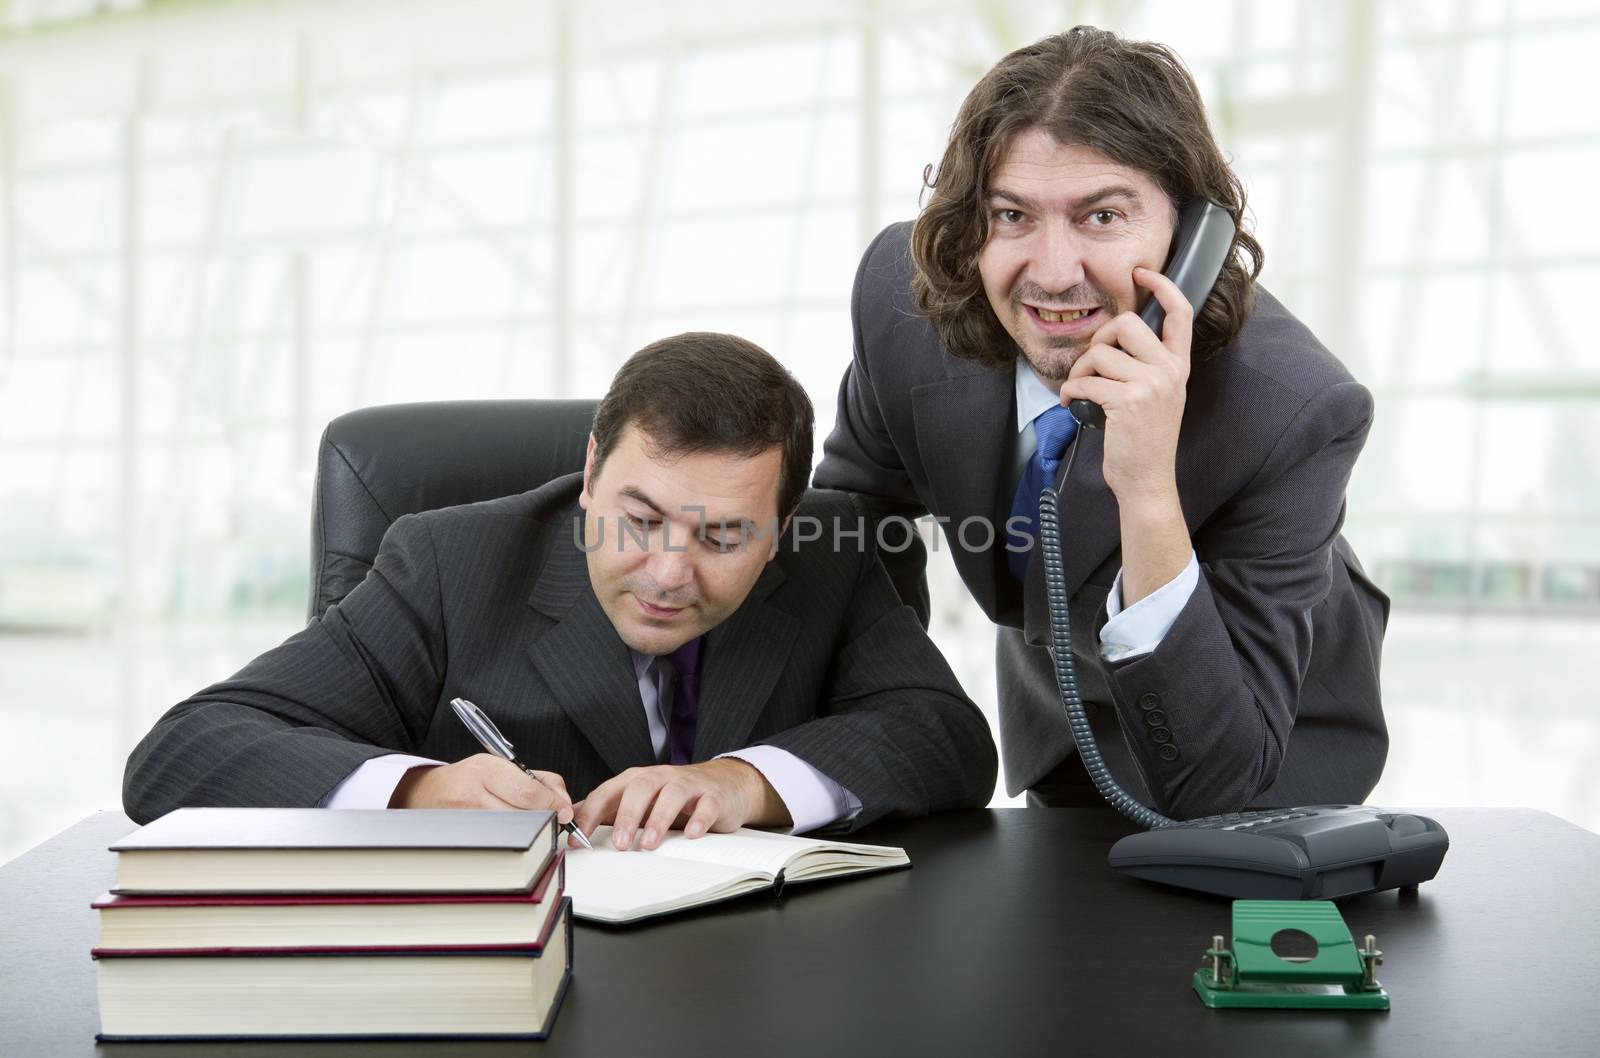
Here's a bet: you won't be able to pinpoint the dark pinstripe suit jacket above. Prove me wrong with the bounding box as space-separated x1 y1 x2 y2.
814 221 1390 818
122 475 998 827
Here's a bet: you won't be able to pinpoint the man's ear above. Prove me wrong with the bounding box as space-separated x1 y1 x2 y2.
579 434 598 511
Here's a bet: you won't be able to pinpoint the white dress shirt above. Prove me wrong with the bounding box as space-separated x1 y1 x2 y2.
1012 359 1199 662
323 647 862 834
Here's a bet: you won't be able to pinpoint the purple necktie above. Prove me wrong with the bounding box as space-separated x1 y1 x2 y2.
664 637 703 765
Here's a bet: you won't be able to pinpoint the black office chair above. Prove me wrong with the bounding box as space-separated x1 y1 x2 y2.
307 399 599 623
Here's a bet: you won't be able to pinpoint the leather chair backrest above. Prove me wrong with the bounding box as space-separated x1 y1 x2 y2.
308 399 598 622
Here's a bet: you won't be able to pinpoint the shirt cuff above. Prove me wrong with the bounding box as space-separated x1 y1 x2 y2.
320 754 445 809
717 746 862 835
1100 551 1200 663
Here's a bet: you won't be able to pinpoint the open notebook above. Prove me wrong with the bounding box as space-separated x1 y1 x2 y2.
565 826 909 924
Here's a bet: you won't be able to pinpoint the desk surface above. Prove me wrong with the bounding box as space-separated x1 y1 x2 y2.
2 808 1596 1057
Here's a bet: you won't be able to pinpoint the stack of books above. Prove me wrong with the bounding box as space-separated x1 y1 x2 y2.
92 808 571 1041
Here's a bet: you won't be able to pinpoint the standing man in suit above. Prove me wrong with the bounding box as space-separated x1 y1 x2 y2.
814 26 1389 817
123 333 998 848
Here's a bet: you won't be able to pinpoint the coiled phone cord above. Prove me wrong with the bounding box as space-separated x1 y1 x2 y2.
1036 431 1176 831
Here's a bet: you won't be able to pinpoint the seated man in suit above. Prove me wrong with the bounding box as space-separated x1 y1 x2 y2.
123 333 998 848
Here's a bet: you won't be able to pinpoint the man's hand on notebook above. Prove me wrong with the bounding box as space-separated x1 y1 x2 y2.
388 754 576 825
571 759 792 851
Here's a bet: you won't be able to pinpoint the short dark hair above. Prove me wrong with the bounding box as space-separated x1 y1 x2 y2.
591 332 813 520
911 25 1264 368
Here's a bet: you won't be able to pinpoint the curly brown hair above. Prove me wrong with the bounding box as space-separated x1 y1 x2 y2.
911 26 1263 368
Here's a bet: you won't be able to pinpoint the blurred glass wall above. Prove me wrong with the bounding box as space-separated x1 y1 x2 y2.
2 0 1597 859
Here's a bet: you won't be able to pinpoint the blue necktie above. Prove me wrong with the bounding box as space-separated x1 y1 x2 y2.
664 636 703 765
1007 405 1078 583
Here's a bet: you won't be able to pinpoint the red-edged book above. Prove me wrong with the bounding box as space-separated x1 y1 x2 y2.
92 851 564 954
93 897 572 1041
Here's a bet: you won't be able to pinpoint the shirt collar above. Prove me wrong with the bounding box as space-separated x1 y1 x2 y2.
1014 358 1062 434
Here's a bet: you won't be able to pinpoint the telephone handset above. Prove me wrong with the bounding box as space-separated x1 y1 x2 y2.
1066 198 1237 430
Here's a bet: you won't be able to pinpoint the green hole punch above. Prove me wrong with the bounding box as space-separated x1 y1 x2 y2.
1193 900 1390 1010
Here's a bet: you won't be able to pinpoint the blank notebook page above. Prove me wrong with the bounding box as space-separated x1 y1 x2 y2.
563 828 782 919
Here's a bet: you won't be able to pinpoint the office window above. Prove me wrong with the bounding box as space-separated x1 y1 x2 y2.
1 0 1596 859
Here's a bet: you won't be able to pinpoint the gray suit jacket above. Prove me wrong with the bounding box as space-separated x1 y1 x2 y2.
122 474 998 827
814 221 1389 816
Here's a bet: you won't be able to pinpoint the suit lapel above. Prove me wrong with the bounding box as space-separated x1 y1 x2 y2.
526 516 656 775
911 365 1014 617
693 561 797 758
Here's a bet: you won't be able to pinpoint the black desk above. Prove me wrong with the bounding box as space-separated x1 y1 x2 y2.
2 809 1595 1057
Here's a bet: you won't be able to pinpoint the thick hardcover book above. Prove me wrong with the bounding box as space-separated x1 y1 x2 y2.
94 897 574 1041
93 852 564 953
567 825 909 924
109 808 555 894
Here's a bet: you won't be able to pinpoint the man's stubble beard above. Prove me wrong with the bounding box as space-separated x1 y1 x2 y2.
1015 333 1088 389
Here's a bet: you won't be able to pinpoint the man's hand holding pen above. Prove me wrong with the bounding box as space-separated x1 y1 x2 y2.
389 754 576 823
445 696 593 848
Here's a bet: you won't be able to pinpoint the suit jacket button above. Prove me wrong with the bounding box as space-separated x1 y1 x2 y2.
1144 709 1167 727
1157 744 1180 762
1138 693 1161 711
1150 726 1172 744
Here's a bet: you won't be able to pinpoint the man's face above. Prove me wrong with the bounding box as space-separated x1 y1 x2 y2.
977 129 1177 386
578 424 785 656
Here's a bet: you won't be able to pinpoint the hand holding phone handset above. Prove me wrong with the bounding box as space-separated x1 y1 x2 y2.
1066 199 1236 430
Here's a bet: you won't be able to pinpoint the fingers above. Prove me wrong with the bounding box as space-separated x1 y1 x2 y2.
1065 342 1142 385
572 765 746 851
473 756 573 823
529 769 568 796
399 756 535 810
526 769 575 825
571 770 630 842
431 776 528 811
639 777 700 851
1060 291 1191 423
1083 311 1167 366
684 794 721 839
480 787 530 811
1081 268 1193 367
611 771 671 851
1131 266 1194 360
1057 375 1121 412
479 769 558 813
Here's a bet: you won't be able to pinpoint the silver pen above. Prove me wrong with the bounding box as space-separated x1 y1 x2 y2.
449 696 593 850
